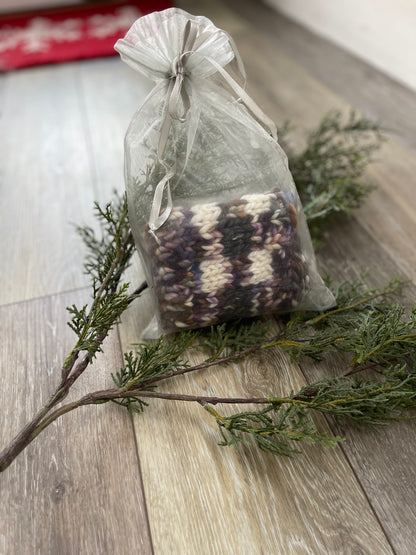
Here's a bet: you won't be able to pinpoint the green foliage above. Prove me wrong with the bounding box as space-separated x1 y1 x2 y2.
104 275 416 457
64 193 137 364
76 193 135 296
109 321 272 413
206 403 341 458
294 366 416 425
349 306 416 366
205 276 416 456
197 319 271 363
66 283 132 362
207 365 416 457
113 333 195 389
286 111 384 243
3 112 397 473
279 277 413 364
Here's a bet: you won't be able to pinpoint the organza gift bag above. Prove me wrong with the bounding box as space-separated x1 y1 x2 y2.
115 8 335 335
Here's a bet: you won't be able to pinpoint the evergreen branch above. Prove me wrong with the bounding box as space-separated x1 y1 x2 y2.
132 319 274 390
7 364 415 462
3 268 413 470
286 110 384 243
206 405 341 457
278 278 413 364
304 278 406 326
205 366 416 457
64 193 139 367
0 193 145 472
134 342 263 390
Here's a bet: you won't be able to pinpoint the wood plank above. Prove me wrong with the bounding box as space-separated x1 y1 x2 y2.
77 58 152 204
0 63 96 306
119 286 392 554
262 0 416 93
0 58 154 308
219 6 416 552
360 149 416 282
186 0 416 286
202 2 416 550
225 0 416 155
308 217 416 555
0 290 153 555
1 0 414 553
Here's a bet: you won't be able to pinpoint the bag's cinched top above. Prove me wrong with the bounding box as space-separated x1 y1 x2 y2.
114 8 236 83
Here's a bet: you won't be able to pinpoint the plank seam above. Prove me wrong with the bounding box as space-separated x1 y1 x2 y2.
116 324 155 555
0 285 91 310
297 358 397 554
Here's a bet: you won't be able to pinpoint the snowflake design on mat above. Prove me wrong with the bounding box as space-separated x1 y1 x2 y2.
0 17 82 53
87 7 141 38
0 6 141 54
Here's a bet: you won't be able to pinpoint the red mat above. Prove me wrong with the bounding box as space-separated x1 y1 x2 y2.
0 1 172 71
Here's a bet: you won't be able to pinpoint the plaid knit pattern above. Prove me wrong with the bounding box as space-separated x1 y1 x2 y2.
146 189 310 332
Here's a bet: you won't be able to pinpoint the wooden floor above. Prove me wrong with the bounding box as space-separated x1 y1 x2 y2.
1 0 416 553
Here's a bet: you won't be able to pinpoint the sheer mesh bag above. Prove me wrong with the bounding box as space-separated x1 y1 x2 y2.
115 8 335 335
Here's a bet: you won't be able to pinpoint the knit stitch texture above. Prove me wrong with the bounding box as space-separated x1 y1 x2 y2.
146 189 310 332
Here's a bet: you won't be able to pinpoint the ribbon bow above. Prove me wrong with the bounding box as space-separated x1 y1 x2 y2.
148 19 278 241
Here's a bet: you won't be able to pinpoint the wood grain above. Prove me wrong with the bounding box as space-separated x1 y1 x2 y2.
119 295 392 554
0 59 153 308
310 217 416 554
77 58 152 204
216 1 416 282
126 0 413 552
0 64 95 306
228 20 416 282
0 290 153 555
203 1 416 551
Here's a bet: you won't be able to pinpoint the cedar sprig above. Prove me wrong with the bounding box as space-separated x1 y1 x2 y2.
294 366 416 425
207 365 416 457
110 335 196 414
206 403 342 458
76 194 135 296
197 319 272 363
279 277 413 364
113 333 196 391
66 283 131 362
0 192 143 472
64 193 137 366
286 110 384 242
